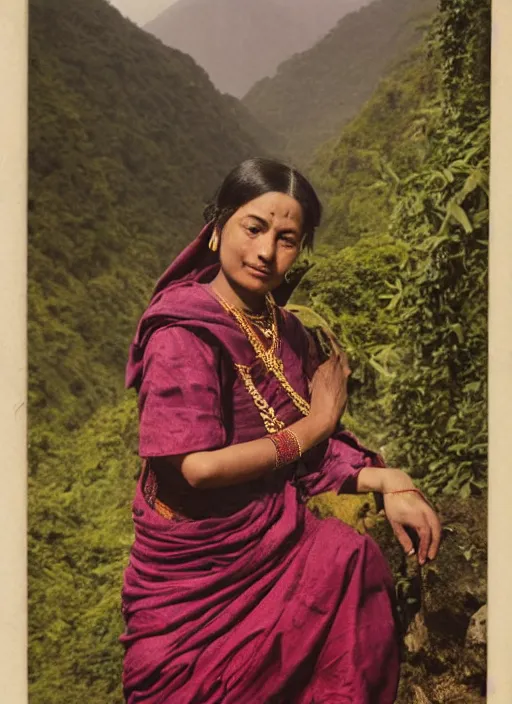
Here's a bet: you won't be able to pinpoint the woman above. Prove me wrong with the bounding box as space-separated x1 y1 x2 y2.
121 157 441 703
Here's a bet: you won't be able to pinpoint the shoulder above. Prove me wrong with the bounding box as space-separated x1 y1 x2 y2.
144 324 220 370
150 280 214 317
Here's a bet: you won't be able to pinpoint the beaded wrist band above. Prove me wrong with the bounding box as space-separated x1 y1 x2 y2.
267 429 302 470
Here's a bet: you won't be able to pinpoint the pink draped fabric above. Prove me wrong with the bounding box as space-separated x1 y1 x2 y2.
121 228 400 703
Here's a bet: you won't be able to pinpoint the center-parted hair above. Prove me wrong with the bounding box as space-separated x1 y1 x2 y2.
204 157 322 249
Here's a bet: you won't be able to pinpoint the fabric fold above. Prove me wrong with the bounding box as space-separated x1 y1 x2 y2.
121 226 400 703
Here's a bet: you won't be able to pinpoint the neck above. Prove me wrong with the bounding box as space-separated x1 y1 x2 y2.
209 271 267 314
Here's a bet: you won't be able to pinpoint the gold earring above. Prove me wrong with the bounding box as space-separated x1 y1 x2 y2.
209 230 219 252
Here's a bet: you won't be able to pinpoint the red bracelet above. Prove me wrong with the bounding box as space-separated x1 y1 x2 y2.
267 429 302 470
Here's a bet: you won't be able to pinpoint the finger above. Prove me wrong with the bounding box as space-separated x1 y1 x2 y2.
338 350 351 375
427 510 442 560
390 520 415 556
417 520 432 566
324 328 342 358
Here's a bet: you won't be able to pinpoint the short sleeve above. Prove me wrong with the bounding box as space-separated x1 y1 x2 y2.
137 326 226 457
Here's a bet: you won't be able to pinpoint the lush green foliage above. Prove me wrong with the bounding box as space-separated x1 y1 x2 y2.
29 397 137 703
243 0 437 164
309 43 441 249
293 237 407 389
29 0 262 445
382 0 490 494
294 0 489 496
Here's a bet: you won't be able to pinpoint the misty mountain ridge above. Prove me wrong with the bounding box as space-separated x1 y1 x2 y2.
243 0 438 163
144 0 372 97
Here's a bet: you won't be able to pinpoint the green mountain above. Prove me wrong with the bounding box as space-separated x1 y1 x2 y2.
243 0 438 164
308 44 441 249
28 0 264 451
221 93 286 158
29 397 139 703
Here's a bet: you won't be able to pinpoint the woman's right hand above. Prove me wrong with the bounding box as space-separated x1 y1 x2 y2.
309 334 351 437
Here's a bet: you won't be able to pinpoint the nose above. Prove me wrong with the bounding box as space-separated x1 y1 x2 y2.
256 232 277 264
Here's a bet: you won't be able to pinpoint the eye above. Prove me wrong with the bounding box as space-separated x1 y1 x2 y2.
280 235 298 248
246 225 261 235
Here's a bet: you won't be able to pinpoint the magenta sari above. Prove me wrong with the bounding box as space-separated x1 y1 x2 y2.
121 224 400 703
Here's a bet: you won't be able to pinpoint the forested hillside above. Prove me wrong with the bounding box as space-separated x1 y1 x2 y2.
28 0 263 452
243 0 438 164
296 0 489 498
308 43 441 250
145 0 370 96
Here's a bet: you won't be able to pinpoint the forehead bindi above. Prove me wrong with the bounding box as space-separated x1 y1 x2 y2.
243 193 303 227
270 209 292 219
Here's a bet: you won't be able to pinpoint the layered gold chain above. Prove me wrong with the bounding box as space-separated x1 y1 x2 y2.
216 292 279 369
244 308 274 340
235 363 285 434
212 289 311 423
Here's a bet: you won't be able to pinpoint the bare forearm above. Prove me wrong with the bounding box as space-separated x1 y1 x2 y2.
179 414 330 489
356 466 415 494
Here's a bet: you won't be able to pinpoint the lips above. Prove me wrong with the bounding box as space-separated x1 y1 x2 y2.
245 264 272 278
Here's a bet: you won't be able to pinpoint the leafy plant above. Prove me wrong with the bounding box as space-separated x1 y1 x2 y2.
296 0 489 497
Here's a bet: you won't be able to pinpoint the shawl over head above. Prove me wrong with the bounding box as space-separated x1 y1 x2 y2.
125 222 303 391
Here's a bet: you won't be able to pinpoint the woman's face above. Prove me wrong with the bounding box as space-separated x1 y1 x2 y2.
217 191 304 296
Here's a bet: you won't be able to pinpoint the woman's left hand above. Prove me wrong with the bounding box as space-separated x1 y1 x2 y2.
382 480 442 566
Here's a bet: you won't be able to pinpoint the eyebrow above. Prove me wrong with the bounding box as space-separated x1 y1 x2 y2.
244 213 300 237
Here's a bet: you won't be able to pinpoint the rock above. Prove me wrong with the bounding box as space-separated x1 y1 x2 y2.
458 604 487 688
465 604 487 647
306 492 375 534
431 674 486 703
412 684 432 704
310 490 488 703
404 611 429 654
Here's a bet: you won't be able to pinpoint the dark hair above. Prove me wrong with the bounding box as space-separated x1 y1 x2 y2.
203 157 322 249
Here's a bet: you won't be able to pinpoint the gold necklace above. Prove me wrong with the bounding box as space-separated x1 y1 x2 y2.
214 291 279 367
244 309 267 322
246 309 274 340
212 289 311 421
